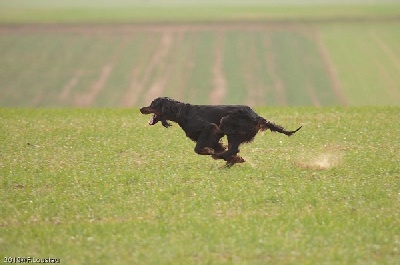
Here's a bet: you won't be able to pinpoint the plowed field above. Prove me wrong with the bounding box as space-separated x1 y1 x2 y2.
1 22 399 107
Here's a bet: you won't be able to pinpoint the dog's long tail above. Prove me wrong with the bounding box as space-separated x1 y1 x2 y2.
258 117 302 137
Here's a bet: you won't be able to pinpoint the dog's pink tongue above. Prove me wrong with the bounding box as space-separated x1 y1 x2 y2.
149 114 156 125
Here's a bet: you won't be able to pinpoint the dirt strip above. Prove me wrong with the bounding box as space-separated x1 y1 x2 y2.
75 64 113 107
244 37 263 107
314 31 347 106
210 32 227 105
306 81 321 107
264 36 287 106
369 31 400 102
30 91 43 107
144 31 184 103
370 31 400 77
74 39 130 107
171 33 195 101
123 32 173 107
59 70 83 101
122 68 141 107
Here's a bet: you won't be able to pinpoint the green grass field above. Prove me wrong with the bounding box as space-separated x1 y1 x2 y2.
1 1 400 264
1 107 399 264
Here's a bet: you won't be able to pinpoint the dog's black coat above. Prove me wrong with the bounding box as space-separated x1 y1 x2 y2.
140 97 301 166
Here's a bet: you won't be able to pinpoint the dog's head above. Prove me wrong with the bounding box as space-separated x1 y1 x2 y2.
140 97 175 127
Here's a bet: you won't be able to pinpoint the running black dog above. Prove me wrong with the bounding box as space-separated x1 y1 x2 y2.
140 97 302 167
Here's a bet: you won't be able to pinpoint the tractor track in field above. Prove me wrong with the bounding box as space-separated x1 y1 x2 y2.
314 31 347 106
75 64 114 107
263 36 287 106
60 70 83 101
243 36 264 107
210 32 227 105
305 81 321 107
369 31 400 103
370 31 400 102
122 32 173 107
143 31 175 104
74 39 129 107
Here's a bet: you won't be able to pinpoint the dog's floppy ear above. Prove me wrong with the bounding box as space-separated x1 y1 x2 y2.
160 100 173 116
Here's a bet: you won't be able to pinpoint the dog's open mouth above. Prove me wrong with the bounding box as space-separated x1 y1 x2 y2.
148 114 159 125
140 107 160 125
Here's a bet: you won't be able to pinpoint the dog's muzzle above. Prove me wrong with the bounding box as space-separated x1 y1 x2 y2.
140 107 160 125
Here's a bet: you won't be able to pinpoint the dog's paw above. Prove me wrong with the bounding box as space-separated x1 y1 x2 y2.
225 156 245 167
198 147 215 155
212 153 221 160
162 120 172 128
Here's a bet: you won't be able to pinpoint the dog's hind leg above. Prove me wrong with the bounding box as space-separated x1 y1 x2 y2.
212 135 245 166
194 123 223 155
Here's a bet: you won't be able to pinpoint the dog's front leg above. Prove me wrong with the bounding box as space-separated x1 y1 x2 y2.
161 119 172 128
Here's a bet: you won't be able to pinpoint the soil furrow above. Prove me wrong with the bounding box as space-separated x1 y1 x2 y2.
123 32 173 106
59 70 83 101
244 36 261 107
369 32 400 103
144 32 182 103
210 32 227 105
264 35 287 106
314 31 347 106
76 64 113 107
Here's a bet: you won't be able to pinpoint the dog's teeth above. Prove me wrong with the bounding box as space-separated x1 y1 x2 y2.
149 114 156 125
